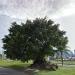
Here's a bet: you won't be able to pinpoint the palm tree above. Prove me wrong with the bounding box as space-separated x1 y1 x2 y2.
55 50 73 65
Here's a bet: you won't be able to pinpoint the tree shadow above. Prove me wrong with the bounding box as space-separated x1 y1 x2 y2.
7 65 39 75
3 63 58 75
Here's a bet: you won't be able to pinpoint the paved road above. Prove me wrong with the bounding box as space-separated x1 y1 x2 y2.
0 67 26 75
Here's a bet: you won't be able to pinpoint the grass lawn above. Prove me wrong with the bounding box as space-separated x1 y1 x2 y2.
38 67 75 75
0 59 32 70
51 60 75 65
0 59 75 75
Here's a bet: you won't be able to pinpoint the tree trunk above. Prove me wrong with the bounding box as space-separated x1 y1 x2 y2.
61 51 63 66
33 57 46 65
30 56 47 69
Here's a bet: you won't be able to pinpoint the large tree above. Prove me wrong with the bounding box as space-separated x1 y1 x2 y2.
2 18 68 65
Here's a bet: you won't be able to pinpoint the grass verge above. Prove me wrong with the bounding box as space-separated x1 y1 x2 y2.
0 59 75 75
0 59 32 70
38 67 75 75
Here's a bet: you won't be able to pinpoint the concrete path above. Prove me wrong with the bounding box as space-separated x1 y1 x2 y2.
0 67 26 75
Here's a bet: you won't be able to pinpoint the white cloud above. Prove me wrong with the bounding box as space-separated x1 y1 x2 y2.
51 2 75 19
0 0 73 19
0 0 75 51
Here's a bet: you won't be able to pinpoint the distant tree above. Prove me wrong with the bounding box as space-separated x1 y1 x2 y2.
2 18 68 67
0 54 2 59
57 38 68 66
55 49 73 66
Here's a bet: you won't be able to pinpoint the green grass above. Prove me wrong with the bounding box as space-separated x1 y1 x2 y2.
38 60 75 75
0 59 75 75
38 67 75 75
0 59 32 70
51 60 75 65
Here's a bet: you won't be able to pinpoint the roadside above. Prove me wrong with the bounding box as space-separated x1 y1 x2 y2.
0 67 26 75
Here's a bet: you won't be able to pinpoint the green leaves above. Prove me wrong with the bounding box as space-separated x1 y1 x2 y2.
2 18 68 62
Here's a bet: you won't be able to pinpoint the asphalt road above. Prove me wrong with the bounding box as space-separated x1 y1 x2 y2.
0 67 26 75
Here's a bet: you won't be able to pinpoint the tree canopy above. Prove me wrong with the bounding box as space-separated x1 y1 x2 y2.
2 18 68 63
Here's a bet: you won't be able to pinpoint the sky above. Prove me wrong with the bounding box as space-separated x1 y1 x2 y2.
0 0 75 53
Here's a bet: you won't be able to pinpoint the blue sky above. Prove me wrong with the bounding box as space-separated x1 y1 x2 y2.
0 0 75 53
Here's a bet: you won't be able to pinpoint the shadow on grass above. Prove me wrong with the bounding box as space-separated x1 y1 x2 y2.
5 64 40 75
2 64 59 75
4 64 30 71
